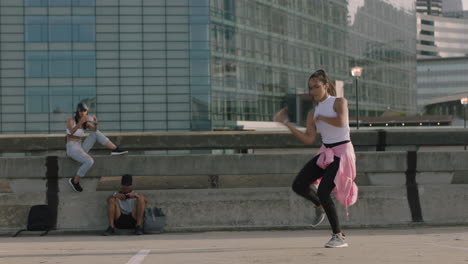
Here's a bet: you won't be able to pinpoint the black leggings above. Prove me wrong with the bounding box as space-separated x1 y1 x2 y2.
292 154 341 234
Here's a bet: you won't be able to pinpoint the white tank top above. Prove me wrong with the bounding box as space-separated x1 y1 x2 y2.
313 96 350 144
66 121 85 137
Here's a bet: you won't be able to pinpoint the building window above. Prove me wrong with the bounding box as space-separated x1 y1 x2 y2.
49 51 72 77
49 16 72 42
421 19 434 26
25 52 48 78
420 30 434 36
24 0 48 6
25 87 48 113
73 51 96 77
73 16 96 42
25 51 96 78
49 86 73 113
25 16 48 42
25 0 95 7
25 16 95 43
26 86 96 114
421 40 435 46
420 50 438 56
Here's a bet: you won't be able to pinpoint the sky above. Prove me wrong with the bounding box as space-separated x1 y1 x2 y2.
464 0 468 10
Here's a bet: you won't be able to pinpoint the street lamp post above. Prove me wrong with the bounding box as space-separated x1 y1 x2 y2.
351 66 363 129
461 98 468 150
461 97 468 129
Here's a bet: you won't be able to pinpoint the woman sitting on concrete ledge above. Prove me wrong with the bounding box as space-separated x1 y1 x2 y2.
66 102 128 192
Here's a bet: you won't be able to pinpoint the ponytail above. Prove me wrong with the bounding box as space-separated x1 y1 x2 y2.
328 81 336 96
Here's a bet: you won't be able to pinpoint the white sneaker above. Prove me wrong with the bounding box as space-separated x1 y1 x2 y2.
111 148 128 155
324 233 348 248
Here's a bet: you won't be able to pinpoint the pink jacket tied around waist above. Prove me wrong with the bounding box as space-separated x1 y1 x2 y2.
314 142 358 216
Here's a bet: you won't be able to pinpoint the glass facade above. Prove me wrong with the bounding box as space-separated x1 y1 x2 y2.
210 0 416 127
0 0 416 134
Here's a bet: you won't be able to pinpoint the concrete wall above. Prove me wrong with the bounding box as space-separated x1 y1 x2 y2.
1 151 468 233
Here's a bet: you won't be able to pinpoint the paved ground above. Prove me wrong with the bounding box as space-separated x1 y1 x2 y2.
0 227 467 264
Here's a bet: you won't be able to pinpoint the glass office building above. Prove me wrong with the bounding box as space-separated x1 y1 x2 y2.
416 0 443 16
0 0 416 134
418 56 468 111
417 13 468 58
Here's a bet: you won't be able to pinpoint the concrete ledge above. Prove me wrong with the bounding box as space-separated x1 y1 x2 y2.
5 182 465 233
7 184 457 232
53 186 414 232
3 152 468 190
3 129 468 153
0 192 45 229
57 154 312 178
1 182 468 232
0 151 416 179
419 185 468 224
357 152 407 172
0 157 46 178
367 173 406 185
2 151 468 232
418 151 468 171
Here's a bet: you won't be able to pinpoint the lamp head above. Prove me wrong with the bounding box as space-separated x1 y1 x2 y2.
351 66 363 78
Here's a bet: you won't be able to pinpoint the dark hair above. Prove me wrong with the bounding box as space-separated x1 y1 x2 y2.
121 174 133 186
74 102 89 129
308 69 336 96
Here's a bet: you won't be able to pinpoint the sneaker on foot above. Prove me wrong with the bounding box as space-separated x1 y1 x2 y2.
111 147 128 156
68 178 83 192
324 233 348 248
311 206 325 227
102 226 115 236
134 225 144 235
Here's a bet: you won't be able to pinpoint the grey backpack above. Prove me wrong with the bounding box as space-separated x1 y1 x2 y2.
143 207 165 234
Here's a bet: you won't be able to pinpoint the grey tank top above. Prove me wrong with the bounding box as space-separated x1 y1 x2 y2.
115 191 137 215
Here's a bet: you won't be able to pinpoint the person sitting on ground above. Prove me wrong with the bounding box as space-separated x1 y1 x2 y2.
103 174 146 236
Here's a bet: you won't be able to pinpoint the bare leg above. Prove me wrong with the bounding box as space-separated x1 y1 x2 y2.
132 196 146 226
107 197 121 228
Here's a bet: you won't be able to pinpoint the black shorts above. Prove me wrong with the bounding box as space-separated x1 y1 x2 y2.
115 213 137 229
